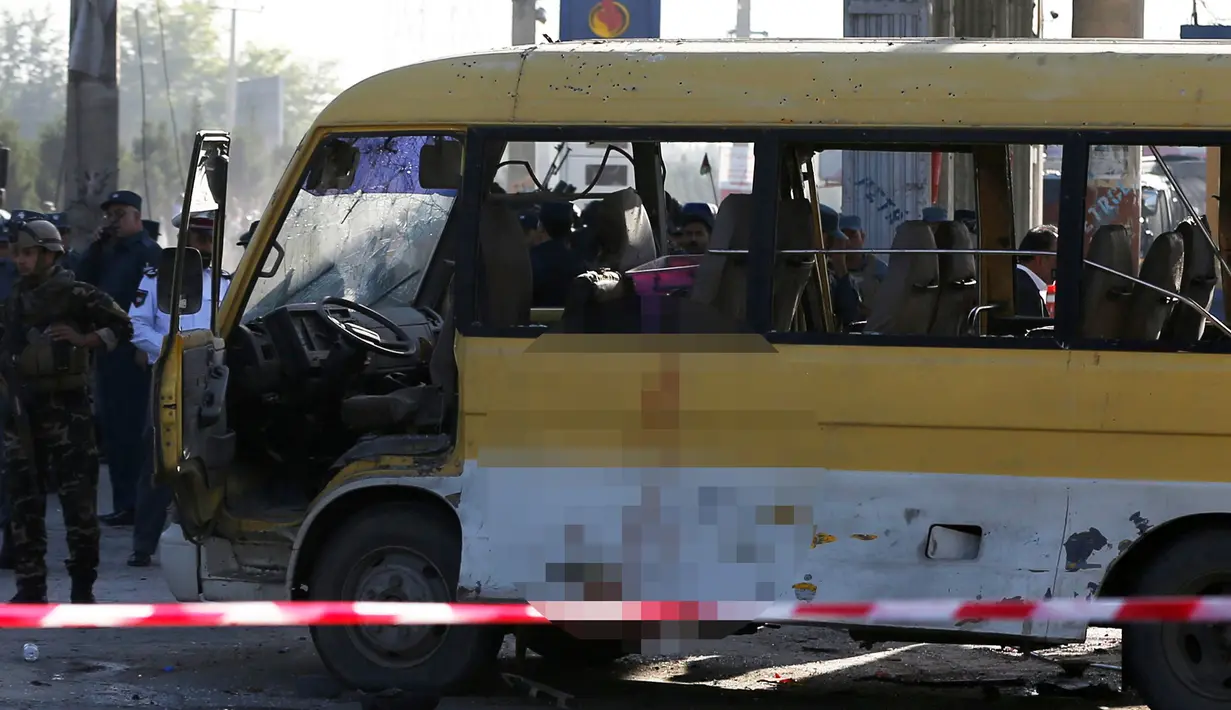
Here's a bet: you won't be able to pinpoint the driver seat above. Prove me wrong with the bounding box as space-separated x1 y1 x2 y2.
339 200 531 433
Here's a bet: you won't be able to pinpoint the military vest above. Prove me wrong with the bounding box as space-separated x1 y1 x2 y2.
7 270 91 392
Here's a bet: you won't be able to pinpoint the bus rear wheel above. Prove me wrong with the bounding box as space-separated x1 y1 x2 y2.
308 502 503 694
1123 528 1231 710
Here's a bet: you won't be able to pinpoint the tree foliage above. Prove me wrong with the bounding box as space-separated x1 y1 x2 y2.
0 1 338 234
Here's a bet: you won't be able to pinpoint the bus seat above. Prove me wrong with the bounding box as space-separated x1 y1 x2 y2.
1122 231 1184 341
771 199 817 331
1163 219 1217 345
866 221 939 335
929 220 979 337
689 194 814 331
593 188 657 272
1079 224 1134 339
691 193 751 321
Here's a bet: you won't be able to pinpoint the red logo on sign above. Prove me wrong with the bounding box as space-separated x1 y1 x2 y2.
589 0 631 38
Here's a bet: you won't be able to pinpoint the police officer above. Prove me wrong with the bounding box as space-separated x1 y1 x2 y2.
0 214 23 570
838 214 888 321
127 212 230 566
820 204 863 330
73 190 161 527
1 218 134 603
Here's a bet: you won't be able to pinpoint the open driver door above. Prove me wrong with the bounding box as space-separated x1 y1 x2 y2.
151 130 236 541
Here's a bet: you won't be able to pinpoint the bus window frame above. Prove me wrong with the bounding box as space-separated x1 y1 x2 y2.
229 128 469 330
455 126 781 339
1068 131 1231 354
453 126 1231 353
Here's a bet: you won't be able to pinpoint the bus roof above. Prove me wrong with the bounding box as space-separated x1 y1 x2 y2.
314 38 1231 132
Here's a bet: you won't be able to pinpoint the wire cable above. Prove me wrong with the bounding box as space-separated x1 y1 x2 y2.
134 9 153 208
154 0 184 178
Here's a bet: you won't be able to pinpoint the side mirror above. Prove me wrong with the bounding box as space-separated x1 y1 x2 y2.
157 246 203 316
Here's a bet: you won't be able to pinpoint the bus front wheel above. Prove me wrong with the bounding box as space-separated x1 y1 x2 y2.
307 502 503 694
1123 528 1231 710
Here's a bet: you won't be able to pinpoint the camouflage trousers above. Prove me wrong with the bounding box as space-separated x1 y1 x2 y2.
4 388 100 592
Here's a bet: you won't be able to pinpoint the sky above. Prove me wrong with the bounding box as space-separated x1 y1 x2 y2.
9 0 1231 91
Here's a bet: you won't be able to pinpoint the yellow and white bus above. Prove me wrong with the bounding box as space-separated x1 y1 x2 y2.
153 38 1231 710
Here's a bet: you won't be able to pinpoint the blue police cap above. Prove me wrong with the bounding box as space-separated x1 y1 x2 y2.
922 205 948 222
518 211 539 232
680 202 713 217
9 210 48 223
838 214 863 232
101 190 143 212
679 202 714 231
45 212 71 232
819 204 847 242
1 211 47 242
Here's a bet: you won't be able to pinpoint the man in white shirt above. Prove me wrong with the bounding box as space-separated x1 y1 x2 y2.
129 212 231 366
128 212 229 566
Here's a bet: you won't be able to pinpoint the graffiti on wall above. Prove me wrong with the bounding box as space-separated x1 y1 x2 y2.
853 176 908 226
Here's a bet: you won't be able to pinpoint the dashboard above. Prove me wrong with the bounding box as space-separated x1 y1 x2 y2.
228 302 444 395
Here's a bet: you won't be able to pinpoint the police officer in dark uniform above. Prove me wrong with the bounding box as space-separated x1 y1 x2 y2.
72 190 161 527
0 213 24 570
1 218 134 603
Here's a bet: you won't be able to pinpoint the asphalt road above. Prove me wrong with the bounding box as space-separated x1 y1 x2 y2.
0 471 1150 710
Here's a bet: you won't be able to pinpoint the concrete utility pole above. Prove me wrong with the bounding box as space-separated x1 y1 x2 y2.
1072 0 1145 257
212 3 264 132
735 0 751 37
63 0 120 250
728 0 767 38
933 0 1040 239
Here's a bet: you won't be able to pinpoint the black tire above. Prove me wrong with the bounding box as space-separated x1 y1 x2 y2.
522 626 630 668
1123 528 1231 710
308 502 504 693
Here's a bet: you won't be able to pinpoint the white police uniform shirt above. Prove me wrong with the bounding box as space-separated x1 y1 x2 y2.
129 264 231 364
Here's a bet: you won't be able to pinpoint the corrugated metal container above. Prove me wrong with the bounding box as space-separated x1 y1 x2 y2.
841 0 934 251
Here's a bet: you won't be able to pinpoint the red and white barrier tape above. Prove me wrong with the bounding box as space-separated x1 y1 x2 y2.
0 598 1230 629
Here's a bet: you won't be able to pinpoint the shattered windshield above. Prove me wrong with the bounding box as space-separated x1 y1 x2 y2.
243 133 461 321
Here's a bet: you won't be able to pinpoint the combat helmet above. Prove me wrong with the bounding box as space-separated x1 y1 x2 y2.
6 219 66 253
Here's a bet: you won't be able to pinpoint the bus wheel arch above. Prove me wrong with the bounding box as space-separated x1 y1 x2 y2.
1100 513 1231 710
1098 512 1231 600
296 488 502 693
289 482 461 601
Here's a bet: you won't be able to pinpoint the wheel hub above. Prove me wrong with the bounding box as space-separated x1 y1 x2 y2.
1164 580 1231 700
348 550 449 665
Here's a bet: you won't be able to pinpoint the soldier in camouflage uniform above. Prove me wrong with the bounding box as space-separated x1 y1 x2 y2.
1 219 134 603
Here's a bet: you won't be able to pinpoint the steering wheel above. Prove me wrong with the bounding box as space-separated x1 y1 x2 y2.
315 296 416 358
